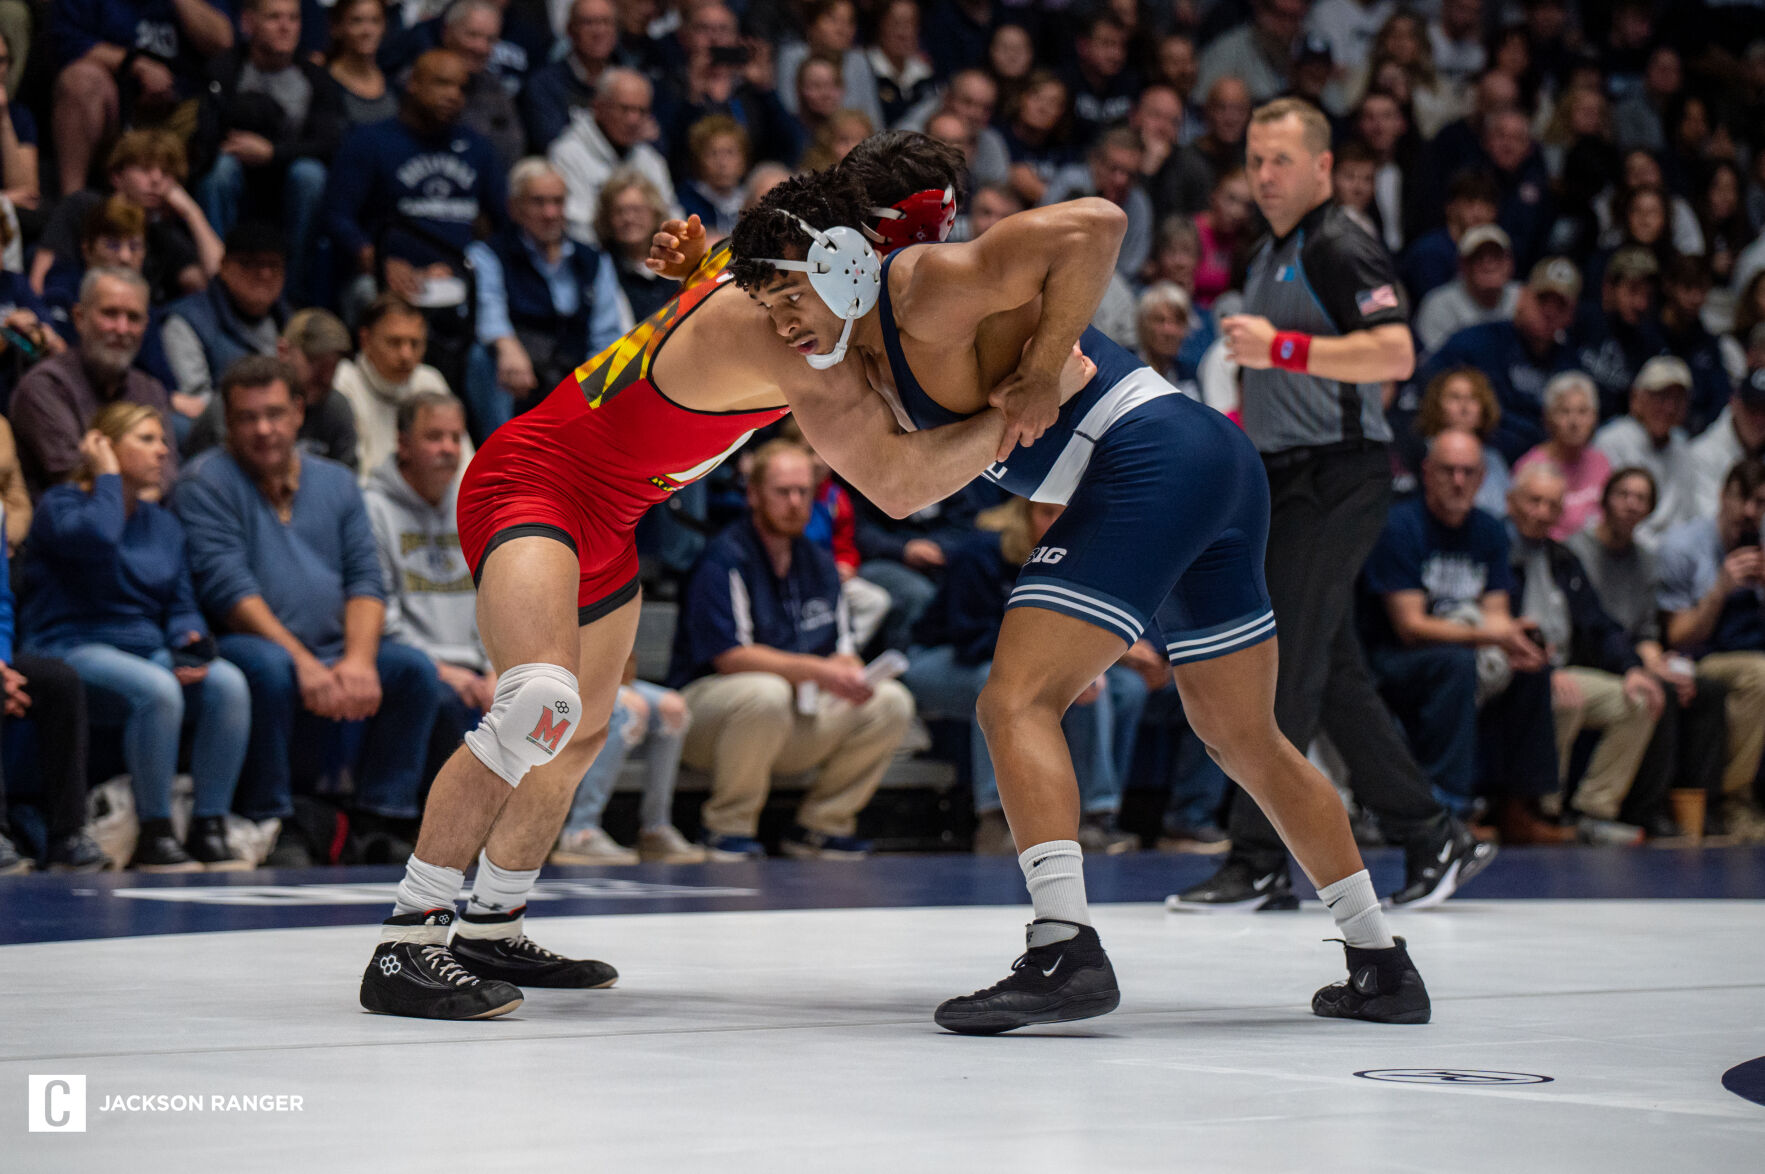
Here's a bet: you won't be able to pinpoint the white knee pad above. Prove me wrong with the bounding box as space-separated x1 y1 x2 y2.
464 663 583 787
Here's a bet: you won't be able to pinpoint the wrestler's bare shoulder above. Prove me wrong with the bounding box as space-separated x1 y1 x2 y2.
649 281 798 412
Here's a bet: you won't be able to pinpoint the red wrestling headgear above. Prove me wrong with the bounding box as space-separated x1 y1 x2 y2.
863 186 957 253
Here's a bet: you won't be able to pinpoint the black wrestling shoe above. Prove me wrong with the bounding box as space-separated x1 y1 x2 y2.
1388 818 1498 910
450 909 618 989
934 920 1120 1035
1164 854 1299 912
1311 936 1431 1025
360 909 524 1020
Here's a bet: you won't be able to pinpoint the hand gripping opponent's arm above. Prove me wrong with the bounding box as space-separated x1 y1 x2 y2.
885 197 1127 461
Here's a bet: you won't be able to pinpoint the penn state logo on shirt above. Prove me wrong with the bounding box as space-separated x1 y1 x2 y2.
799 598 836 631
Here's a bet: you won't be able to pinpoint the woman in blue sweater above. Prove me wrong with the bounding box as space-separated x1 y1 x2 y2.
23 403 251 871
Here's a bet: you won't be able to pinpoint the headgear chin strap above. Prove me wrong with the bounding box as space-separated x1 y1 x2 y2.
763 212 883 369
862 185 958 253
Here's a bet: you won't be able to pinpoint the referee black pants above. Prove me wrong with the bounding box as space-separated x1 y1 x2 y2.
1225 445 1445 869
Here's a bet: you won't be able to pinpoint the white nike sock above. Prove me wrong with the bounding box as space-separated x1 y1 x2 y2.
1018 839 1089 940
466 851 540 918
1317 869 1395 950
391 855 464 918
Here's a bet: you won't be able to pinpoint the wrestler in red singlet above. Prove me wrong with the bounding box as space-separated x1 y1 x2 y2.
456 185 957 623
457 264 789 621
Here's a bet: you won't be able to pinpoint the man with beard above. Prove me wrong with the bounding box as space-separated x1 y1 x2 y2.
10 268 175 498
668 439 914 860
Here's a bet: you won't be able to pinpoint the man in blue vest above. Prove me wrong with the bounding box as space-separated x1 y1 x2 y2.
667 440 915 861
162 222 290 449
464 158 625 437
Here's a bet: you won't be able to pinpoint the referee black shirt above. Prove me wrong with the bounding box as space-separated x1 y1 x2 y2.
1239 201 1411 455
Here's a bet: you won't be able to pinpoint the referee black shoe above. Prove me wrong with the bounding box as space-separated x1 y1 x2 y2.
1388 818 1497 910
935 920 1120 1035
451 908 618 989
1164 854 1300 912
360 909 524 1020
1311 936 1431 1025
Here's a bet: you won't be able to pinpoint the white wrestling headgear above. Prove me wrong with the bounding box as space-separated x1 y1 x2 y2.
763 211 882 370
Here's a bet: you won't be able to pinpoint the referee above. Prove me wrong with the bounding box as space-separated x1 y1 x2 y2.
1168 98 1496 911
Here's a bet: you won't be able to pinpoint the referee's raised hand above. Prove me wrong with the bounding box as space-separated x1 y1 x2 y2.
1220 314 1278 369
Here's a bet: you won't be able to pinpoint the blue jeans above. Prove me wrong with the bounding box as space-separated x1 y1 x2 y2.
1163 725 1231 832
58 644 250 823
563 680 688 835
461 343 513 446
216 635 443 821
901 646 1147 816
1368 643 1481 814
196 155 327 304
859 560 937 652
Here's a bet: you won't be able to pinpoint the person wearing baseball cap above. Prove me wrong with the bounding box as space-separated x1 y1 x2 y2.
1592 354 1700 547
1575 245 1669 417
1415 222 1521 350
1688 365 1765 514
1408 254 1581 463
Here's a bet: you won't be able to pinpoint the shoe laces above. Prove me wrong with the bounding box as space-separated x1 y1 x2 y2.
419 944 478 986
507 934 564 962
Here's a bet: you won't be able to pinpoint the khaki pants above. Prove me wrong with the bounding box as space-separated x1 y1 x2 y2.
1554 667 1658 821
681 672 915 838
1693 651 1765 798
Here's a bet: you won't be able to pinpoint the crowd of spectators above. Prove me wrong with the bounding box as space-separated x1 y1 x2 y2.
2 0 1765 875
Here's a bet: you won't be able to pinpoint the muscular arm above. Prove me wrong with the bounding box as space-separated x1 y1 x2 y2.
787 370 1009 519
900 197 1126 380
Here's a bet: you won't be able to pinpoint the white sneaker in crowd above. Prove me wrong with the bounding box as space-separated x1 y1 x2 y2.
549 827 640 866
638 825 708 863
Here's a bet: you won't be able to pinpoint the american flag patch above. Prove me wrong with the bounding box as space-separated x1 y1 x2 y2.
1356 284 1399 314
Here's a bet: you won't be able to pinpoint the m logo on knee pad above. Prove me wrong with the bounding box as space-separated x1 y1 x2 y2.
526 703 573 755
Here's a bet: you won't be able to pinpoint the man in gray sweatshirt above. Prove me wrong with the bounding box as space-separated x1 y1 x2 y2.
363 391 494 735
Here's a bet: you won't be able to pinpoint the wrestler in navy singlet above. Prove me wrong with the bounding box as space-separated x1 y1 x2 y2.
876 248 1277 664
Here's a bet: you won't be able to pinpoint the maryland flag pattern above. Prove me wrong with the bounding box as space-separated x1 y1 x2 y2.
573 241 735 409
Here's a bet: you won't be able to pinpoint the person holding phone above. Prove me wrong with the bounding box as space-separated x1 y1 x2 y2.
21 403 252 871
1359 428 1572 843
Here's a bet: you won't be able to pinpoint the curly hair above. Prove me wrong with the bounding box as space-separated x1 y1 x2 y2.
727 167 873 291
1417 367 1501 441
835 129 970 210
